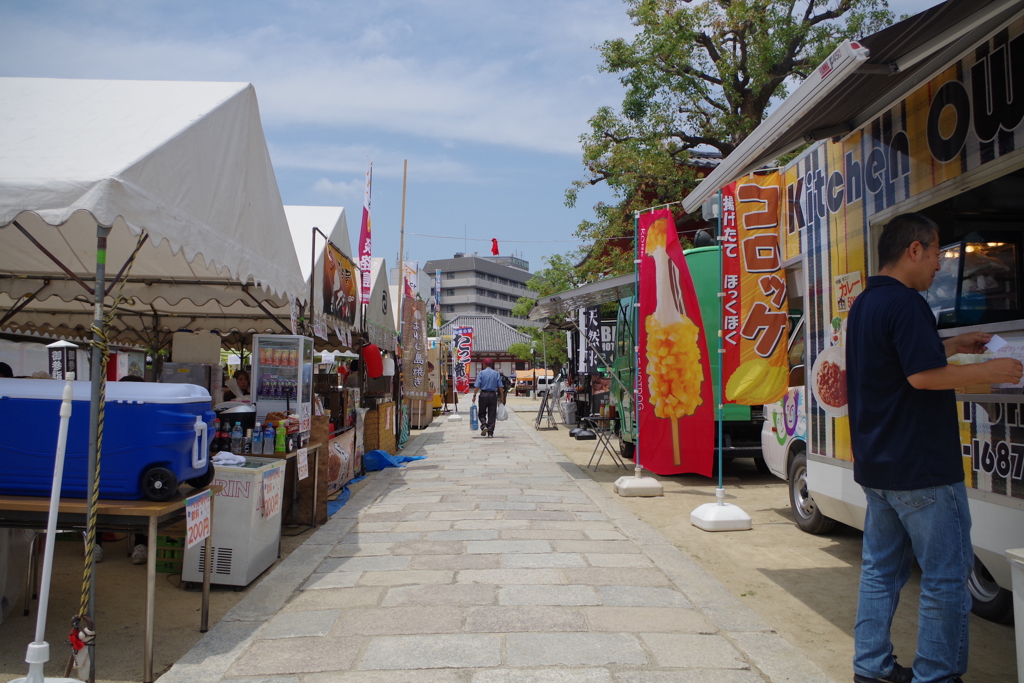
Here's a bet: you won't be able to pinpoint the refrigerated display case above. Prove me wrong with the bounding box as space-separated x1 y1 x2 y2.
252 334 314 436
926 232 1022 328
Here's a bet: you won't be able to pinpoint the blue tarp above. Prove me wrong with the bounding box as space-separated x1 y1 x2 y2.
326 475 366 517
364 449 427 471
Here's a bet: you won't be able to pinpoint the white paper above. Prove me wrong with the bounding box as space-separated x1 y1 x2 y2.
986 334 1008 353
297 447 309 481
184 490 211 549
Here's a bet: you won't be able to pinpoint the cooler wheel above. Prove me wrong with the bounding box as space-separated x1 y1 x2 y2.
142 466 178 502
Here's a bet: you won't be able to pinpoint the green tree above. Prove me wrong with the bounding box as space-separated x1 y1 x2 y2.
567 0 893 244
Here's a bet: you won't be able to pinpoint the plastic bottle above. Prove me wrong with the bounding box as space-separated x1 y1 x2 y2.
275 421 287 454
252 421 263 453
211 418 221 452
243 429 252 454
263 422 276 455
230 421 243 454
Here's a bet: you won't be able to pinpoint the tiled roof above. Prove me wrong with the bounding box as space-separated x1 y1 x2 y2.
441 315 532 353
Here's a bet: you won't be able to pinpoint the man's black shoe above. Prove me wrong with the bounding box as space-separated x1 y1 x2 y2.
853 658 913 683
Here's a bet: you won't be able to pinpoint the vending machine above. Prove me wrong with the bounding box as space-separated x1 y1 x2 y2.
252 335 315 438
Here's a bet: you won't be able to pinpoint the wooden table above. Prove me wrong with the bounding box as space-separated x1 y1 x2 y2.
0 485 220 683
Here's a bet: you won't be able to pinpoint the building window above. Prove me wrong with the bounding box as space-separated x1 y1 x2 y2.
515 361 526 370
446 305 455 312
446 289 455 296
446 272 455 279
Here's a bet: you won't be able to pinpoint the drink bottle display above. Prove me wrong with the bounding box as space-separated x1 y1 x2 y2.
230 421 243 454
263 422 276 455
252 421 263 453
243 429 252 454
275 421 286 454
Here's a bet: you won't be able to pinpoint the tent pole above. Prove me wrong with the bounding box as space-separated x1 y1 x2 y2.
397 159 408 339
86 223 111 683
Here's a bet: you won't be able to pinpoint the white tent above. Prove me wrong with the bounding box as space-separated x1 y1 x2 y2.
367 257 397 351
0 77 307 350
283 205 358 350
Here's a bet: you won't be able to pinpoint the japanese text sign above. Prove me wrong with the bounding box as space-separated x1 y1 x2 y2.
721 172 790 406
185 489 211 550
297 447 309 481
403 298 432 400
261 465 284 519
453 326 474 393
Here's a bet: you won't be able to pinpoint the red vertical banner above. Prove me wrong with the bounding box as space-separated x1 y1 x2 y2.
453 326 474 393
721 173 790 406
358 161 373 305
638 209 714 476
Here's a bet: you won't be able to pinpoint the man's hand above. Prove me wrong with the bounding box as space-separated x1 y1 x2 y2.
472 393 477 403
944 331 992 356
981 357 1024 385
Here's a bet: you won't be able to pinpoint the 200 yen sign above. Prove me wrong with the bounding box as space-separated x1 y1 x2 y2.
965 439 1024 481
187 515 211 548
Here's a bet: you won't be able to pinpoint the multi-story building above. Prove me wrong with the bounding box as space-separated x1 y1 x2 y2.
423 253 538 329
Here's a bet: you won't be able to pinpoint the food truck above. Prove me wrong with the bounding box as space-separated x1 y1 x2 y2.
683 1 1024 623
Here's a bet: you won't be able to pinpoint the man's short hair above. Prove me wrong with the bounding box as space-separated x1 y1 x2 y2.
877 213 939 270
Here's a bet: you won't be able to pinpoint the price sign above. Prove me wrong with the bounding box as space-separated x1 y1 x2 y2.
297 447 309 481
184 490 211 549
262 466 284 518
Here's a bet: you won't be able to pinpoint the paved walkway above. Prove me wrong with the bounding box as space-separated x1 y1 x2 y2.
160 408 837 683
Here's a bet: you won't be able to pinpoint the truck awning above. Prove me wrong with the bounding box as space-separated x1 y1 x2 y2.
528 273 635 320
682 0 1022 214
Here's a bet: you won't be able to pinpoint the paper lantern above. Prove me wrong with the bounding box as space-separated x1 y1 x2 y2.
382 356 396 376
362 343 383 378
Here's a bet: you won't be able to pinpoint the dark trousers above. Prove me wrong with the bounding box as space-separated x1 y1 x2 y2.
478 391 498 433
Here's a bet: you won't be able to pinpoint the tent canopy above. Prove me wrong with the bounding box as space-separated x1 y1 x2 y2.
0 77 307 349
683 0 1022 213
284 205 358 350
366 257 397 351
528 274 635 320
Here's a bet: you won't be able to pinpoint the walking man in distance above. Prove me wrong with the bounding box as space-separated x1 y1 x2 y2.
472 358 504 437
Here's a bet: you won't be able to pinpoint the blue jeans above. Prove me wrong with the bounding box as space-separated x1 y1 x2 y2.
854 482 973 683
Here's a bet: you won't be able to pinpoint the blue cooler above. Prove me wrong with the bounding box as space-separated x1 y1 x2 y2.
0 379 215 501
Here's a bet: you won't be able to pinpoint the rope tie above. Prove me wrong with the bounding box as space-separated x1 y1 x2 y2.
78 232 147 619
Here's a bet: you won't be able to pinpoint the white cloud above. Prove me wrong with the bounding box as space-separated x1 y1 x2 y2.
0 3 630 155
312 177 363 198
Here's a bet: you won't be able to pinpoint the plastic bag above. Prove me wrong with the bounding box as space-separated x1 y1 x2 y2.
496 403 508 421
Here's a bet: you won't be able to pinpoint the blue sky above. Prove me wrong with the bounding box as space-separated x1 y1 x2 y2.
0 0 937 278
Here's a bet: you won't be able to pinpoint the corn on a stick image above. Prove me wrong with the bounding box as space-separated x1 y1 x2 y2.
644 217 704 466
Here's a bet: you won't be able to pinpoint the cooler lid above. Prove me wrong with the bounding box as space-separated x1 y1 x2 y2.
0 378 211 404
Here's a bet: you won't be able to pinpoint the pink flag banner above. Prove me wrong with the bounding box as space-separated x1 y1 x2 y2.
358 161 373 305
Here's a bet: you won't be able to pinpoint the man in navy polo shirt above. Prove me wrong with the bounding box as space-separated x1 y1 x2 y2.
847 213 1022 683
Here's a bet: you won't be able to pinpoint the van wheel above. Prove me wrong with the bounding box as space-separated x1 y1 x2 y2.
187 464 216 489
142 466 178 502
788 452 836 534
969 556 1015 624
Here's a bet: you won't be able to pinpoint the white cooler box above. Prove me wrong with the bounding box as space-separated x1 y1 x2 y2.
183 456 284 586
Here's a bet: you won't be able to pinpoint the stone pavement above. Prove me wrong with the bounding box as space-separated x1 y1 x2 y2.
159 407 837 683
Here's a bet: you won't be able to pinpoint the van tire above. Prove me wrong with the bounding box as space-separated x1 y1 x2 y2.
969 555 1015 624
788 451 836 534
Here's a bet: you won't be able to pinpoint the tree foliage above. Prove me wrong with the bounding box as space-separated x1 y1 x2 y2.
567 0 893 245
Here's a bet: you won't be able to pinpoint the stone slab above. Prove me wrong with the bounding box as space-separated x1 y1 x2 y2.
498 584 602 606
318 555 411 573
357 570 455 586
505 633 647 666
282 586 382 611
473 670 612 683
597 585 691 607
382 583 497 606
502 553 587 569
389 540 467 555
456 568 566 584
640 633 749 669
563 567 671 587
408 554 501 570
258 609 340 639
464 605 587 633
330 606 466 636
583 606 713 633
228 635 364 675
359 634 501 669
466 540 552 554
583 553 653 568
